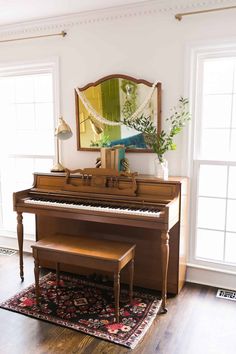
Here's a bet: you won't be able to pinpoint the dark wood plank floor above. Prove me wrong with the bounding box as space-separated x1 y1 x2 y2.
0 252 236 354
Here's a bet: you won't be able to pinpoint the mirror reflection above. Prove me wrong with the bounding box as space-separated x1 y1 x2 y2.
75 75 161 152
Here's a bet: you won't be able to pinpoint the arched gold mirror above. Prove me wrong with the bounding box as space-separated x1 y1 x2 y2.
75 74 161 152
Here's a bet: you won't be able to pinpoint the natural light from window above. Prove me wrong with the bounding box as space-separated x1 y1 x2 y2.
194 56 236 267
0 70 55 239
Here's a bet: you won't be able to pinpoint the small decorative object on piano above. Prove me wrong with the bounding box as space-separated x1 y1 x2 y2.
121 157 131 174
100 145 125 172
95 157 101 168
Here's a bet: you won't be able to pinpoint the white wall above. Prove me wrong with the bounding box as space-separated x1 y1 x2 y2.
0 6 236 176
1 2 236 288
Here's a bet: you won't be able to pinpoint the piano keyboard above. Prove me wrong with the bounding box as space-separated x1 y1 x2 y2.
24 198 161 218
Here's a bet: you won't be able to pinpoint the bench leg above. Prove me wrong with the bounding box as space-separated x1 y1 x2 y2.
129 259 134 303
33 253 40 305
114 272 120 322
56 263 60 285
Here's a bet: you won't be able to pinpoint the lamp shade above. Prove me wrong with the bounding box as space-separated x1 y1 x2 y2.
55 117 72 140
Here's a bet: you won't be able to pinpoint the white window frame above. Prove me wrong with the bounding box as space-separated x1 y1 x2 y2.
186 41 236 276
0 57 60 242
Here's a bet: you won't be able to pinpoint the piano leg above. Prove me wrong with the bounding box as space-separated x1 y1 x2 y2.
17 212 24 281
161 230 170 313
114 272 120 323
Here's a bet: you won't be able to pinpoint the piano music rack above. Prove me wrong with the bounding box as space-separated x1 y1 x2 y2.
63 168 138 196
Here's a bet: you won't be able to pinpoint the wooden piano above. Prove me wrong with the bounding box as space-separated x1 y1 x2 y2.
13 168 188 313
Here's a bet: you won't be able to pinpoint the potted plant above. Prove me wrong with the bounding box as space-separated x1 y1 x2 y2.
123 97 191 179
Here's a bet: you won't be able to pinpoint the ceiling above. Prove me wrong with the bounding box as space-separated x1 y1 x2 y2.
0 0 154 26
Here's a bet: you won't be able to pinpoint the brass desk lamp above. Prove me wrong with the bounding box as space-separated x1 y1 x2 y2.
51 117 72 172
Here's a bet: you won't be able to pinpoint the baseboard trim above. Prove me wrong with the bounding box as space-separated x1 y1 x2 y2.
0 235 34 254
186 263 236 291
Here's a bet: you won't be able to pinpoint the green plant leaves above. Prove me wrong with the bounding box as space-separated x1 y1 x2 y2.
122 97 191 159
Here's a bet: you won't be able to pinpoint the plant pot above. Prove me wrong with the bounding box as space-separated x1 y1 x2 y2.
154 158 168 180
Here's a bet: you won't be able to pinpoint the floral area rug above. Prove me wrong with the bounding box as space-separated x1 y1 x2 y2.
0 272 161 349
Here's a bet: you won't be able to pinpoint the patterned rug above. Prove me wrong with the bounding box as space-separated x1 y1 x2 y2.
0 273 161 349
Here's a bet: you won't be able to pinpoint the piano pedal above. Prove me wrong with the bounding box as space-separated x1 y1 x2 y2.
95 274 101 282
101 275 109 283
88 273 109 283
88 273 98 282
96 274 110 283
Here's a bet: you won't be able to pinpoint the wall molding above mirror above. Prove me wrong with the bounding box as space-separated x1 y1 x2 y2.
75 74 162 152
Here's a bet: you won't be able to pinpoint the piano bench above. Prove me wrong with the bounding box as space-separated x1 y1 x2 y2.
31 234 136 323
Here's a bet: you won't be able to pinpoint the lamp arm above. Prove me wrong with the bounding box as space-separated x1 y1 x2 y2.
80 116 90 125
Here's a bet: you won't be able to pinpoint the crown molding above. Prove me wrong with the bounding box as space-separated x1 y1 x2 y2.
0 0 235 38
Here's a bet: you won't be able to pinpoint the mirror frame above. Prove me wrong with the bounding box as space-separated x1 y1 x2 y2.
75 74 162 152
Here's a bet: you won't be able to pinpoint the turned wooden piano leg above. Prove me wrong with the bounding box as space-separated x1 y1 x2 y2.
114 272 120 322
17 212 24 281
161 230 170 313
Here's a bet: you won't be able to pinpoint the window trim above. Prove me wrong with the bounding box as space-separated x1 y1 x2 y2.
0 58 60 239
186 41 236 273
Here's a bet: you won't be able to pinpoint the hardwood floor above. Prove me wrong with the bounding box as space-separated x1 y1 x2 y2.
0 252 236 354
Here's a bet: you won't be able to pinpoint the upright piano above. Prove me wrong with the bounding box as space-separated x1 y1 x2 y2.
13 168 188 312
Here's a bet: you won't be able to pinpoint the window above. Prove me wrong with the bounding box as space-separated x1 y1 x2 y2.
0 61 57 240
191 52 236 270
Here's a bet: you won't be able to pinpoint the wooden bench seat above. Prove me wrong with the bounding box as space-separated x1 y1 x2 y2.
31 234 136 322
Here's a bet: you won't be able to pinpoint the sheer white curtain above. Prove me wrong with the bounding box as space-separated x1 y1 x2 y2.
0 67 56 239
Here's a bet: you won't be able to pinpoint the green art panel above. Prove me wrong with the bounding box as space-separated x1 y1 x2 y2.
101 78 121 142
